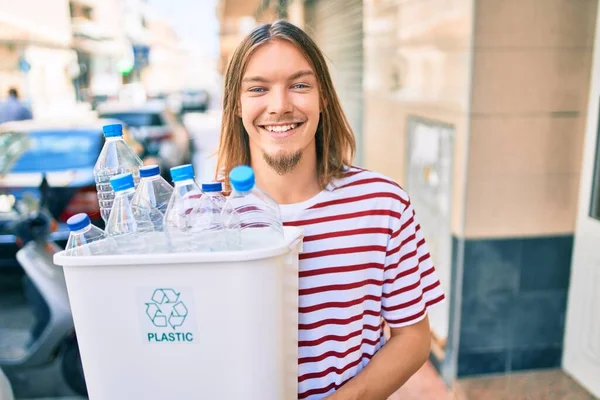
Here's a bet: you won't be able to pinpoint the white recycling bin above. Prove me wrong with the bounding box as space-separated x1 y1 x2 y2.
53 226 303 400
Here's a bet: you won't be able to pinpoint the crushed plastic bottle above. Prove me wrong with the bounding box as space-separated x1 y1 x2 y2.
94 124 143 223
105 173 163 254
221 165 284 250
65 213 116 256
132 164 173 231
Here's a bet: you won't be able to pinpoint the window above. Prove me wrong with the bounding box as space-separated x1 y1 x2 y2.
9 130 102 173
0 132 30 175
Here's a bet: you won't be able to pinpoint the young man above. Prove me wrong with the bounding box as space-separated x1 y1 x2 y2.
217 20 445 400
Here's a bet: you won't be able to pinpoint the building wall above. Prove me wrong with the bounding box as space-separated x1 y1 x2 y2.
363 0 474 237
362 0 598 382
25 46 78 117
363 0 475 369
1 0 77 116
456 0 598 378
1 0 72 46
465 0 596 239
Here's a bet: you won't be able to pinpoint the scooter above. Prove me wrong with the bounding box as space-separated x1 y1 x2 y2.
0 176 87 397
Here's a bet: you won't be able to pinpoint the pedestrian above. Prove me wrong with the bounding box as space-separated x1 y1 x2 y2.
216 20 445 400
0 88 33 124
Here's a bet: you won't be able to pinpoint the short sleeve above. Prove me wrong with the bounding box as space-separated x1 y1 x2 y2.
381 198 446 328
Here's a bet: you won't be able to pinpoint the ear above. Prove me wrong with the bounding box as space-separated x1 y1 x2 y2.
236 102 242 118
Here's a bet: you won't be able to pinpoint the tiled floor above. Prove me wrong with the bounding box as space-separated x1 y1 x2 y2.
454 369 598 400
388 363 598 400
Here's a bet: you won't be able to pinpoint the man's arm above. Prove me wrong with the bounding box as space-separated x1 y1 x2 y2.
326 317 431 400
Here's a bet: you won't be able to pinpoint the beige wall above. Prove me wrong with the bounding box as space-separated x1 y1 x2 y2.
0 0 77 115
465 0 597 238
0 0 72 45
363 0 475 235
363 0 597 238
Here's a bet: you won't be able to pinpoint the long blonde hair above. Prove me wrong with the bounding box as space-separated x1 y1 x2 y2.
216 20 356 189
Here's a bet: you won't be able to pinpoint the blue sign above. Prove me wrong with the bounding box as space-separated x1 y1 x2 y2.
18 57 31 72
132 45 150 69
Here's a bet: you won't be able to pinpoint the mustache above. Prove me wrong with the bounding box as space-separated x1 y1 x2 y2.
257 118 306 125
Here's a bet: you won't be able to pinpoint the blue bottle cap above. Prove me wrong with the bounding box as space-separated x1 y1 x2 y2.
110 173 135 192
67 213 91 231
102 123 123 138
170 164 194 182
229 165 255 192
201 182 222 192
140 165 160 178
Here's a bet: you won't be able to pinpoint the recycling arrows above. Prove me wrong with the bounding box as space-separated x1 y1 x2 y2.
151 288 180 305
168 302 188 329
146 288 189 329
145 303 167 327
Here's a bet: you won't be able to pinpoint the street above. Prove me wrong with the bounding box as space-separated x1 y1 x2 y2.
0 269 83 399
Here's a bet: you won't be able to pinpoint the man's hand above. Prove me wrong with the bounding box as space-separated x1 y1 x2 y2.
324 316 432 400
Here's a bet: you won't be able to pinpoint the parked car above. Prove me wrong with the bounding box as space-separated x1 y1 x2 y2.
180 89 209 113
96 100 192 174
0 118 143 268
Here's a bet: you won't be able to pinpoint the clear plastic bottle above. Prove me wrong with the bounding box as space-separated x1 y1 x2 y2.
105 173 159 254
94 123 143 223
221 165 284 250
132 164 173 232
197 182 226 251
65 213 115 256
201 182 226 210
163 164 204 252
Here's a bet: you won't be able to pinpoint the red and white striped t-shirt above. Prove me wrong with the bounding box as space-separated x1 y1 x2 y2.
280 166 445 400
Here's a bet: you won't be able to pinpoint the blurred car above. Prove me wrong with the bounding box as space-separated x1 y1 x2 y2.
0 118 143 268
180 89 209 113
96 100 192 174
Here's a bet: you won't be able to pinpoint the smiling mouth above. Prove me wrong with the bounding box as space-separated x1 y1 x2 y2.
258 122 305 135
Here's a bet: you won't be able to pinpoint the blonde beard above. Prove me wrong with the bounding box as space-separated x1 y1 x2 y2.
262 150 302 175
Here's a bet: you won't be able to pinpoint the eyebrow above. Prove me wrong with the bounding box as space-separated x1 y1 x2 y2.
242 76 269 84
289 70 315 80
241 70 315 84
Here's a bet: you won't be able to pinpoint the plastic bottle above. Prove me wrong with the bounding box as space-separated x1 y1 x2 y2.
163 164 204 252
197 182 226 251
94 123 143 223
65 213 115 256
105 173 160 254
201 182 226 210
132 164 173 231
221 165 284 250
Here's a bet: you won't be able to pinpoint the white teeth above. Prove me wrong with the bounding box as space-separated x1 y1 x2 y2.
264 123 298 132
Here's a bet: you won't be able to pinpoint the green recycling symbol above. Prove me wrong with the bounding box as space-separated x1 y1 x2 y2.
145 288 188 330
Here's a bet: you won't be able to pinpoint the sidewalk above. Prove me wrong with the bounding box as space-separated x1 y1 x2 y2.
389 363 597 400
390 361 453 399
454 369 597 400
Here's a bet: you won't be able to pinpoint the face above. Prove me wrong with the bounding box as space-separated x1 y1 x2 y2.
239 40 321 175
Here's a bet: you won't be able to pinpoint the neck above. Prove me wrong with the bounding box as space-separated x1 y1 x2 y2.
250 142 321 204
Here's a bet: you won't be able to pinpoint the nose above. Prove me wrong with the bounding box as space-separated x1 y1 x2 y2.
267 86 293 115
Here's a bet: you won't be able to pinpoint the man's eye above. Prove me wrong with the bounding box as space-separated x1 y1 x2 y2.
249 87 266 93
